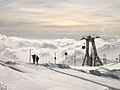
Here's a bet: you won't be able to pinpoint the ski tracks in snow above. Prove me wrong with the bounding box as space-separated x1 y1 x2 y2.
48 67 120 90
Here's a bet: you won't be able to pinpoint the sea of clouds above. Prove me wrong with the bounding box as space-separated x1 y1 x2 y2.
0 34 120 65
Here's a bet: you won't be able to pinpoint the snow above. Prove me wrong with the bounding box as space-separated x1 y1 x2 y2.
71 63 120 82
0 60 115 90
0 34 120 90
0 59 120 90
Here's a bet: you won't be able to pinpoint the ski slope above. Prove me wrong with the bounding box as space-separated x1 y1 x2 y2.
0 59 120 90
0 34 120 90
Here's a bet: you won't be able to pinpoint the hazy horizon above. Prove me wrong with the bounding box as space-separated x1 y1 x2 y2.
0 0 120 38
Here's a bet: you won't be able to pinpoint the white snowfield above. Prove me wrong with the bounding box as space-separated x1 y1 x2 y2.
0 60 120 90
0 34 120 90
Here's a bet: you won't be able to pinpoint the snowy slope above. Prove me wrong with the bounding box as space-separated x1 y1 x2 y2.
0 34 120 90
0 60 107 90
98 41 120 62
0 60 120 90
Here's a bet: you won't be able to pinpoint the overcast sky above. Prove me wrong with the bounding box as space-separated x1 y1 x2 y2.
0 0 120 37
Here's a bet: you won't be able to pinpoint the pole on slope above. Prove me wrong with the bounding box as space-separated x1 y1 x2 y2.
29 49 31 64
103 54 107 65
116 58 118 63
54 53 56 65
65 50 68 59
118 55 120 63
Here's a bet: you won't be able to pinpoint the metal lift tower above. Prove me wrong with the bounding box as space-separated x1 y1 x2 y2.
81 35 103 66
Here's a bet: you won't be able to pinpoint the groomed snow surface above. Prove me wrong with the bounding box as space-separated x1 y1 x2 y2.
0 60 120 90
0 34 120 90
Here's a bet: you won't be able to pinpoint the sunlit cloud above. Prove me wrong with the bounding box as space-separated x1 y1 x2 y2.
19 7 47 14
0 0 120 36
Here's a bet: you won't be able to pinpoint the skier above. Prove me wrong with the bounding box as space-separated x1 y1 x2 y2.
36 55 39 65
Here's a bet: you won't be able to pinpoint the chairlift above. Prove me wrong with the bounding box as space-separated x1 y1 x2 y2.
65 52 68 56
82 46 85 49
96 35 100 38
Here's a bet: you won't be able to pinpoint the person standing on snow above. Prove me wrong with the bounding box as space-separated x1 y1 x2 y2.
36 55 39 65
32 54 36 64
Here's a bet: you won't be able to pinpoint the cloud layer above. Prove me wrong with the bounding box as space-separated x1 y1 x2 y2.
0 0 120 36
1 34 120 65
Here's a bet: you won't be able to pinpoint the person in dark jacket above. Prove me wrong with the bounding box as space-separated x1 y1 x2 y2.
36 55 39 65
32 54 36 64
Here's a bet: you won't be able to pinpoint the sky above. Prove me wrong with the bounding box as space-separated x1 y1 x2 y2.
0 0 120 38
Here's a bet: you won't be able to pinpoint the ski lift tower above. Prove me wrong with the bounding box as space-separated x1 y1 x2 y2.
81 35 103 66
